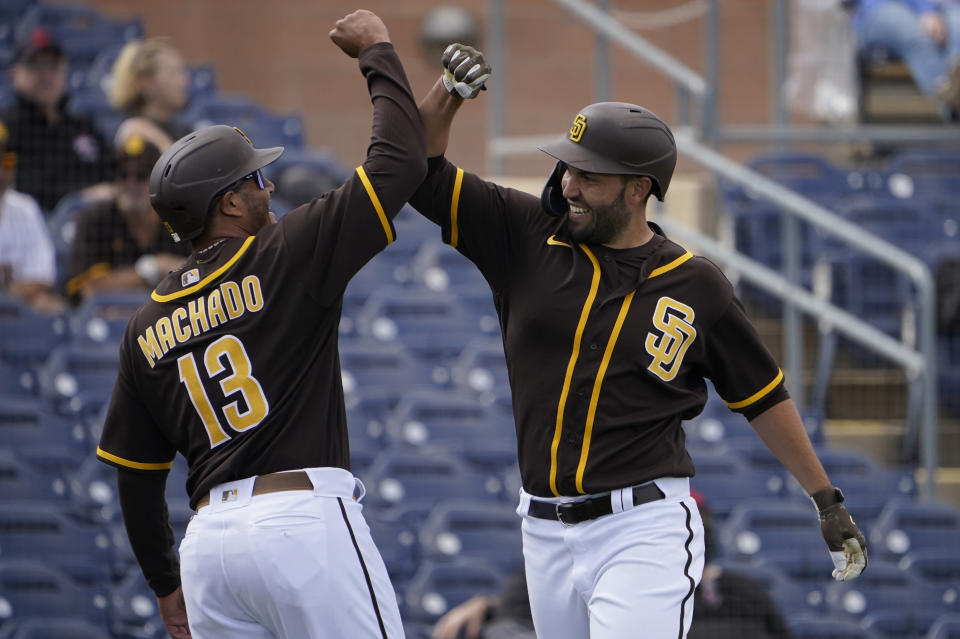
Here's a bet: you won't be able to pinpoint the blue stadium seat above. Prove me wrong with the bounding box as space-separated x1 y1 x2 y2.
346 386 406 451
0 300 68 388
67 289 147 345
788 615 882 639
364 448 501 508
927 614 960 639
0 560 109 628
870 499 960 560
385 389 514 449
184 94 304 149
419 499 523 573
449 337 510 397
0 617 111 639
900 549 960 584
66 456 120 525
403 559 504 623
825 560 957 619
36 343 119 418
366 509 421 586
0 394 87 455
0 450 67 503
689 450 785 521
108 566 169 639
16 4 143 66
747 152 854 205
715 560 826 616
0 501 111 587
719 500 825 561
410 239 487 292
338 340 433 395
886 150 960 200
861 608 943 639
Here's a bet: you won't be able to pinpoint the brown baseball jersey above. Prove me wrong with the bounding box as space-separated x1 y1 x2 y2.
409 157 789 498
96 43 425 510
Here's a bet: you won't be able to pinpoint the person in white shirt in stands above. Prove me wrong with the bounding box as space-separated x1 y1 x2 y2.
0 118 65 314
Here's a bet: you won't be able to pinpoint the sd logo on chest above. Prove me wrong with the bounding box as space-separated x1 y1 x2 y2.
645 296 696 381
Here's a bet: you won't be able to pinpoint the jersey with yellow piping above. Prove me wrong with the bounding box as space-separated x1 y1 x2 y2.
409 157 789 498
97 165 398 509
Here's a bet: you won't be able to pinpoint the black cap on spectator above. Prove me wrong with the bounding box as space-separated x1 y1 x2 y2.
13 26 65 64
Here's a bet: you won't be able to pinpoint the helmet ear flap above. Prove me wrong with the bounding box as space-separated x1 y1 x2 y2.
540 161 568 217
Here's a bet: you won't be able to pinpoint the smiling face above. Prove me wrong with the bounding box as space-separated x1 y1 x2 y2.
560 166 635 245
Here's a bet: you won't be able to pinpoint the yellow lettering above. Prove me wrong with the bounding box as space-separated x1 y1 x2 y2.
155 317 177 355
645 297 697 382
188 297 210 336
242 275 263 312
207 289 228 328
221 281 244 319
171 307 191 343
136 327 163 368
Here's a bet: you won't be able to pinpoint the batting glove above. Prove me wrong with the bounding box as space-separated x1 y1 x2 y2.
812 486 868 581
441 43 491 99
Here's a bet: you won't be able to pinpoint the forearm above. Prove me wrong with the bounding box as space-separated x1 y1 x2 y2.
358 42 427 216
419 77 464 157
749 398 831 495
117 469 180 597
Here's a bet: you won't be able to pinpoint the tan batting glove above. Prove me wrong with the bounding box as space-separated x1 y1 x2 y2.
812 486 868 581
441 43 491 99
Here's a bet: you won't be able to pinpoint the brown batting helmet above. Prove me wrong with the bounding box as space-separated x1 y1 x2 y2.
538 102 677 216
149 125 283 242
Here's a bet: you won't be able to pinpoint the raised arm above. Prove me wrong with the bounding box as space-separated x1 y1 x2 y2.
419 43 490 158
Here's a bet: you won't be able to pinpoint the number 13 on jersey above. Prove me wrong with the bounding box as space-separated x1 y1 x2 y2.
177 334 269 448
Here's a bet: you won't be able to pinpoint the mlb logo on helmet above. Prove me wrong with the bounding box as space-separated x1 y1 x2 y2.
569 114 587 143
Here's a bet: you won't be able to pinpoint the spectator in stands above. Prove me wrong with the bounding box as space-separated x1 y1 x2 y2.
109 37 191 151
431 495 794 639
0 118 65 314
64 134 188 302
849 0 960 118
3 26 113 212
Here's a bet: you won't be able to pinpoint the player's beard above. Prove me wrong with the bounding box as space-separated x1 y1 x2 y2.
240 189 274 232
564 185 631 245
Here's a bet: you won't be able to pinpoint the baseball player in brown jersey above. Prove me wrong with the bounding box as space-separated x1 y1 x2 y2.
411 45 868 639
94 11 425 639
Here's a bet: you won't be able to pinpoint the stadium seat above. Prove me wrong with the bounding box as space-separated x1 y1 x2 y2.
900 548 960 584
927 614 960 639
36 343 119 418
0 617 111 639
689 450 785 521
715 560 826 616
788 614 882 639
66 456 120 525
403 559 504 623
338 340 433 395
16 4 143 66
418 499 523 573
719 499 825 560
410 239 487 292
885 150 960 200
869 499 960 560
825 560 957 619
366 509 421 585
108 566 169 638
384 389 514 449
364 448 501 508
0 394 87 456
449 337 510 397
0 450 67 503
184 94 304 149
67 290 147 346
861 608 943 639
0 560 109 628
0 501 111 587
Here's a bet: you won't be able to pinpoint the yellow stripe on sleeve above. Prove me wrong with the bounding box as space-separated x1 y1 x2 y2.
449 168 464 248
726 369 785 410
96 446 175 471
355 166 394 245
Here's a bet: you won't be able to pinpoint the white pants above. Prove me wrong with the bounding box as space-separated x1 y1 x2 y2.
517 478 705 639
179 468 404 639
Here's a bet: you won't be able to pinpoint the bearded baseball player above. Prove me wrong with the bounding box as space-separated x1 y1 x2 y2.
94 11 425 639
411 45 868 639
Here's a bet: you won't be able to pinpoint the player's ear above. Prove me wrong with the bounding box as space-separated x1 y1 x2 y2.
627 176 653 204
217 190 245 218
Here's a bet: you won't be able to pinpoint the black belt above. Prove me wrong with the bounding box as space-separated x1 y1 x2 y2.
527 483 666 525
